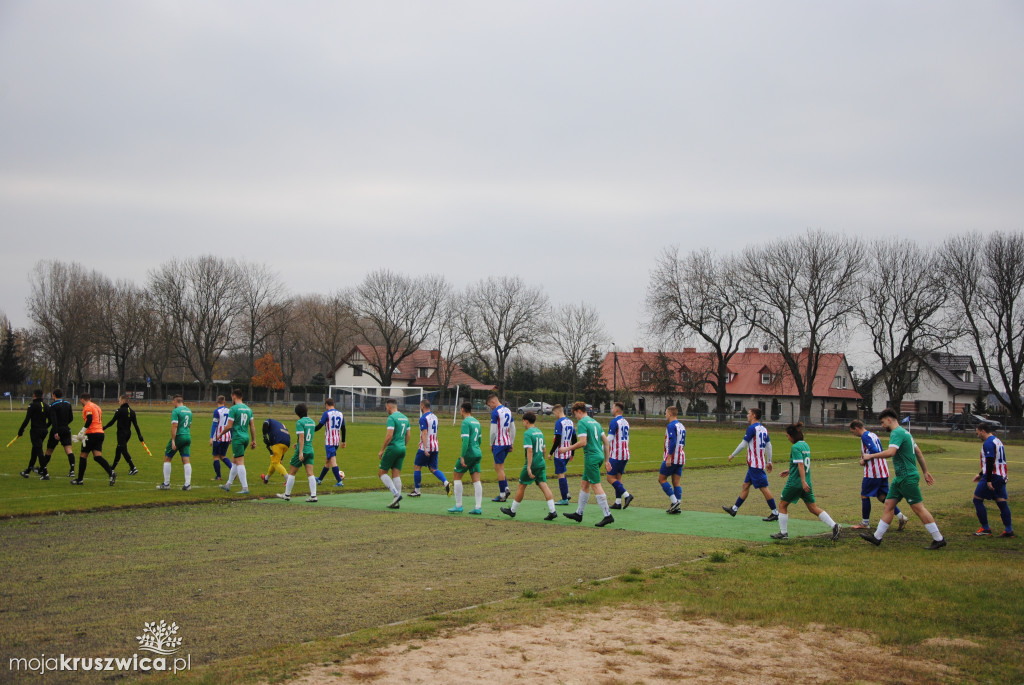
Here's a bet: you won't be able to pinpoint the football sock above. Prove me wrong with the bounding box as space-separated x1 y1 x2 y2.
26 454 37 471
163 462 172 485
733 498 743 511
510 499 520 513
392 476 402 495
674 485 682 501
68 452 76 469
183 463 192 486
661 482 673 498
576 491 590 515
894 506 904 518
221 457 233 471
975 499 990 529
95 456 113 475
319 467 330 482
432 468 446 483
670 494 679 505
454 480 463 507
615 498 622 505
285 474 295 496
499 479 508 494
767 498 778 514
332 466 342 482
236 465 248 490
778 513 789 535
861 498 871 523
818 511 836 528
596 494 611 517
308 475 317 497
213 460 222 478
559 477 569 500
996 501 1012 531
473 481 483 509
874 519 890 540
380 474 397 496
226 464 237 486
77 457 87 480
110 448 121 470
612 481 625 497
413 470 422 490
123 451 135 470
547 499 555 513
924 522 942 541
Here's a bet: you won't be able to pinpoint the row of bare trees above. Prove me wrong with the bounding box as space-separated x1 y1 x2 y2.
647 230 1024 421
22 259 608 401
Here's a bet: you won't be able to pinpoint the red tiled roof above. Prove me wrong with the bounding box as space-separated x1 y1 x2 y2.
334 345 495 391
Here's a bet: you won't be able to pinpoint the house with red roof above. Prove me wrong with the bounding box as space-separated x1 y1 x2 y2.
600 347 861 423
330 345 494 397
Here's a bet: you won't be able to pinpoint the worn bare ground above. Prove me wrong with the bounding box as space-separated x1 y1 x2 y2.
287 606 955 684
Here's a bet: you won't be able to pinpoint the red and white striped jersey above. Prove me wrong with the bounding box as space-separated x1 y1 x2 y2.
491 405 514 446
420 411 439 452
860 430 890 479
608 415 630 460
981 435 1008 478
322 409 345 446
664 420 686 465
744 423 770 469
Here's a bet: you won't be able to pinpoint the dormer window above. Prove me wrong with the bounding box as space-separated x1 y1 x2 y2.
963 371 972 383
726 373 736 384
761 373 772 385
418 367 431 378
352 364 363 377
641 369 651 382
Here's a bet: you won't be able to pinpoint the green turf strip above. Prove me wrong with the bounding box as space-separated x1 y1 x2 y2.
256 491 830 541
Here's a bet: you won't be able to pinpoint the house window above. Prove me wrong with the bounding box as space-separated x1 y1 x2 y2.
641 370 651 382
835 376 847 389
418 367 430 378
761 373 772 385
726 373 736 384
963 371 972 383
352 364 363 377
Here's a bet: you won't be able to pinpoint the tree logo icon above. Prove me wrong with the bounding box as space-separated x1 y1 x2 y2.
136 621 183 655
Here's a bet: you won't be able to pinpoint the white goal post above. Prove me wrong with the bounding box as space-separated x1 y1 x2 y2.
327 385 426 423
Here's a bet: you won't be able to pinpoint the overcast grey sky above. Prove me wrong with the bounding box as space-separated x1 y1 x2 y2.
1 1 1022 372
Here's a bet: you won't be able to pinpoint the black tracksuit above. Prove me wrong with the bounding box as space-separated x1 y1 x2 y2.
41 399 75 475
18 398 49 472
104 403 144 471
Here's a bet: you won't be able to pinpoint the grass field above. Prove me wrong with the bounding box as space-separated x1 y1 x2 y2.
0 402 1021 683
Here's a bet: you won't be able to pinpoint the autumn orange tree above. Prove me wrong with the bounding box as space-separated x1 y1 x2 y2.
252 352 285 402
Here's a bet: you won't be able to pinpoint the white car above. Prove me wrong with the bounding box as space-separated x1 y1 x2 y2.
517 401 553 415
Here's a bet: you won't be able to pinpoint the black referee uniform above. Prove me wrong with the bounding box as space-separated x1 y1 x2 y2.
40 398 75 478
18 396 49 477
104 401 144 473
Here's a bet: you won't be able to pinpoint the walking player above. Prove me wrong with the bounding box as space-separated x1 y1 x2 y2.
550 404 575 505
276 403 318 503
39 388 75 480
378 398 409 509
448 402 483 515
972 422 1013 538
104 394 144 476
158 395 193 490
314 398 346 487
770 423 841 541
849 420 907 530
660 406 686 514
722 408 780 521
18 389 48 478
606 402 634 509
500 412 558 521
209 395 233 481
487 394 515 502
560 402 614 527
73 393 116 486
410 399 450 497
217 389 254 494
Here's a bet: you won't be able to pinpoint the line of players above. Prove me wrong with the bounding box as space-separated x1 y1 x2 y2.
11 389 1014 543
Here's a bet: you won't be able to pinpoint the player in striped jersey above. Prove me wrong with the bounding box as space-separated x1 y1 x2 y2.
659 406 686 514
487 394 516 502
849 420 908 530
722 408 780 521
314 398 346 487
209 396 233 481
605 402 634 510
410 400 451 497
549 405 575 505
973 423 1013 537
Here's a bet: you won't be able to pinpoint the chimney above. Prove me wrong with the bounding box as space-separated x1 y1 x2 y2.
633 347 644 354
429 350 440 360
683 347 696 353
745 347 760 354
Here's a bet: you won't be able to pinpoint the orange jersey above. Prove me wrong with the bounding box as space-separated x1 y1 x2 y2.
82 401 104 434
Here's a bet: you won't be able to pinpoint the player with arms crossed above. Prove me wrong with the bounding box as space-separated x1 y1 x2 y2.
770 422 841 540
560 402 614 527
606 402 634 509
973 422 1013 538
550 404 575 505
860 408 945 549
500 412 558 521
410 399 451 497
722 408 780 521
487 394 516 502
378 398 409 509
314 398 346 487
72 393 116 486
849 420 908 530
448 402 484 514
158 395 193 490
209 396 234 481
659 406 686 514
217 389 254 494
276 403 319 503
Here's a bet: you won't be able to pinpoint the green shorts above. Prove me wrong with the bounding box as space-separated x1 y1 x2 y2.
231 438 249 458
454 454 481 474
519 463 547 486
379 446 405 472
165 436 191 458
582 456 603 485
290 451 314 468
781 481 815 504
888 475 923 506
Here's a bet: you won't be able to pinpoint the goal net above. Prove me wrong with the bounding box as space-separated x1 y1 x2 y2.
328 385 436 422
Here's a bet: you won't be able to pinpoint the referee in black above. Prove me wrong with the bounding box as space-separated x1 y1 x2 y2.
104 393 144 475
18 389 49 478
38 388 75 480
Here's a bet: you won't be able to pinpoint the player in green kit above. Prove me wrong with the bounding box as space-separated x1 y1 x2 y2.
770 422 841 540
500 412 558 521
559 401 614 527
158 395 194 491
378 398 409 509
276 403 318 503
217 389 255 494
861 408 946 549
449 402 484 514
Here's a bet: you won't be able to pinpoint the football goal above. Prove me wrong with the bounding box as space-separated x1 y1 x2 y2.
328 385 436 422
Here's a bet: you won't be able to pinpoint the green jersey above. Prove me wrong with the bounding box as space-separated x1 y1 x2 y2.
523 426 546 471
171 405 193 439
577 415 604 461
888 426 917 479
386 411 409 450
295 416 316 457
461 416 482 459
787 440 812 487
228 403 254 442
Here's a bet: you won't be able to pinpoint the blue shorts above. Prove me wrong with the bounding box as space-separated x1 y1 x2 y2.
414 449 439 469
607 458 628 476
861 477 890 498
325 445 338 459
554 457 570 475
744 467 769 490
492 445 512 465
212 441 229 458
975 478 1008 501
660 462 684 478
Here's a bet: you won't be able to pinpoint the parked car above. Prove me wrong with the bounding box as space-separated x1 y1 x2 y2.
517 401 553 415
585 403 595 417
946 413 1002 431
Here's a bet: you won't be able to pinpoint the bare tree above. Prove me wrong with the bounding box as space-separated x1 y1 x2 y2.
95 277 150 397
26 260 96 388
940 232 1024 420
263 297 301 387
350 270 446 387
547 302 608 399
148 256 240 399
234 261 289 394
138 294 177 400
429 292 467 406
460 276 549 397
858 240 951 411
299 292 358 378
646 247 757 420
740 230 866 421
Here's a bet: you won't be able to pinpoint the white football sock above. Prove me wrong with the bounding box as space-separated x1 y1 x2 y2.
547 499 556 513
819 511 836 528
183 463 192 486
380 474 396 496
615 498 622 505
473 481 483 509
623 490 630 498
226 464 237 486
308 475 317 497
779 513 789 534
576 491 590 515
162 462 171 485
874 519 890 540
285 474 295 496
454 480 463 507
236 465 248 490
924 522 942 541
596 494 610 517
510 499 520 513
898 512 909 521
670 494 679 504
392 476 402 495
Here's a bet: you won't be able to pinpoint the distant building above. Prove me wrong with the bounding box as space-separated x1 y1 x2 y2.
863 351 990 418
330 345 494 396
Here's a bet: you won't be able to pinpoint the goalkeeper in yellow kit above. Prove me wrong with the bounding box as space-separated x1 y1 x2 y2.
260 417 291 485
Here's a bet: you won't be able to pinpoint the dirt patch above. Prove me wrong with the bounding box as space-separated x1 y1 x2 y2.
921 636 982 650
289 607 953 684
